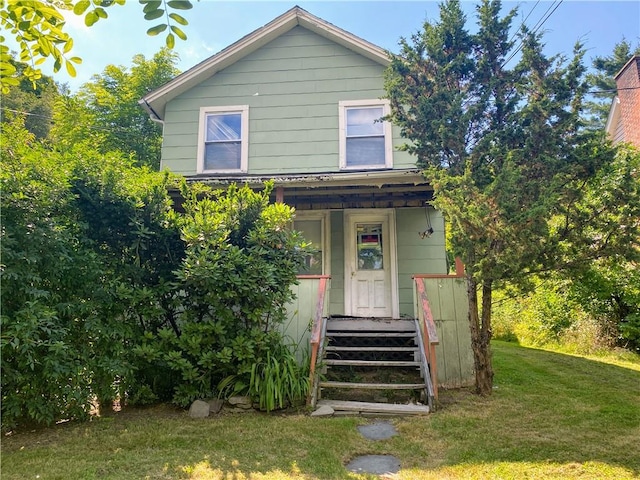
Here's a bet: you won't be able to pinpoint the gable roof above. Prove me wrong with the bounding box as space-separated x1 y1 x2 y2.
139 6 390 121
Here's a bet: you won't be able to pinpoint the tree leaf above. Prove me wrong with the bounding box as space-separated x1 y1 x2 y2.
94 7 108 19
146 23 168 36
144 9 164 21
168 12 188 26
167 1 193 10
142 1 162 14
165 32 175 49
63 38 74 54
170 25 187 41
65 60 77 77
73 0 91 15
85 11 99 26
69 56 83 64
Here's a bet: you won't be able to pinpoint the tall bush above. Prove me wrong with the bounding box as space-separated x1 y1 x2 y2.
134 183 311 407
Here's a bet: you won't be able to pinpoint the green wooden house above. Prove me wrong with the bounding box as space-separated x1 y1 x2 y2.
140 6 473 414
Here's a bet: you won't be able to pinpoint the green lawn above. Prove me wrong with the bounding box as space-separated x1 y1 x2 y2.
2 341 639 479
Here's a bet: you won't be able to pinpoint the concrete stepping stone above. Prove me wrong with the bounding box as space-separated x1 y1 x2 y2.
346 421 400 475
358 421 398 440
345 455 400 475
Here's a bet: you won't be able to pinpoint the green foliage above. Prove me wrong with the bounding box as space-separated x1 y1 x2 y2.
2 120 313 426
0 58 59 139
50 48 180 168
0 120 121 428
0 0 192 92
134 183 311 407
249 342 310 412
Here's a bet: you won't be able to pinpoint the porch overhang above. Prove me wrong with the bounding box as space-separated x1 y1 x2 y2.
183 169 433 209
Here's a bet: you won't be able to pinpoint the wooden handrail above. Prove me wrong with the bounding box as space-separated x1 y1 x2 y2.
413 256 465 279
413 276 439 402
414 278 439 345
307 275 330 405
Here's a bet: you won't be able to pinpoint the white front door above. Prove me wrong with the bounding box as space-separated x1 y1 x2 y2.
344 210 398 318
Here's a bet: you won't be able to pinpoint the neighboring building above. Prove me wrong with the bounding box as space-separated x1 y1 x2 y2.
606 55 640 147
140 6 474 408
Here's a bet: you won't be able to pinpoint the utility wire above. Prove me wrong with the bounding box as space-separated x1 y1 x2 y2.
501 0 564 68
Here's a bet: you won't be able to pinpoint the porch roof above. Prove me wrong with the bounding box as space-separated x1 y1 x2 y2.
181 169 433 210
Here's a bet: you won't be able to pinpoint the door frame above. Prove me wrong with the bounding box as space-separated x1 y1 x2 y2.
343 208 399 318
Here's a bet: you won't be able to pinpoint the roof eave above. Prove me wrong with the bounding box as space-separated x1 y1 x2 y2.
605 96 620 138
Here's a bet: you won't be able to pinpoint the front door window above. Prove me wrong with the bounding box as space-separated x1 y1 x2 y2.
356 223 383 270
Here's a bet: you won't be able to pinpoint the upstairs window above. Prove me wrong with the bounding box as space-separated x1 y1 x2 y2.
339 100 392 170
198 105 248 173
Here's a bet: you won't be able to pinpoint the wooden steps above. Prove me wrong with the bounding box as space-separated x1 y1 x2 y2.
325 346 417 352
317 399 429 416
313 316 430 416
319 381 426 390
324 360 420 367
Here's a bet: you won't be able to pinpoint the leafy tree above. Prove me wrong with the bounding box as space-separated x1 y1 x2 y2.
385 0 635 394
0 59 59 139
50 48 180 168
0 0 193 92
585 39 640 128
0 120 122 428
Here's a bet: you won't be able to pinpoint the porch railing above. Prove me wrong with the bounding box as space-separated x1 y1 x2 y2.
304 275 330 407
412 257 466 404
413 277 440 404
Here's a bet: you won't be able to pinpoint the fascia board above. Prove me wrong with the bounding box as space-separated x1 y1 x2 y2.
605 97 620 138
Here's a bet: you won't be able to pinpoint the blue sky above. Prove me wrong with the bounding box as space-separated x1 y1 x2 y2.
36 1 640 90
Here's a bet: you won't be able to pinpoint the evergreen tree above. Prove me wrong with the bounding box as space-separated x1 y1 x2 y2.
385 0 633 394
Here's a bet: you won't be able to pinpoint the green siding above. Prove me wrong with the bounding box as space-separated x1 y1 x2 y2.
329 211 345 316
161 26 414 175
413 277 473 387
396 208 448 316
420 278 474 388
283 278 329 359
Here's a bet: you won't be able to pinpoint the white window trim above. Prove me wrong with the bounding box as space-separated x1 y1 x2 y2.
338 99 393 170
197 105 249 173
293 211 331 276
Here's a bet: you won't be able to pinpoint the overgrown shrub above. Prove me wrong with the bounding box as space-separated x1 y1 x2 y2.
0 123 128 428
134 182 311 407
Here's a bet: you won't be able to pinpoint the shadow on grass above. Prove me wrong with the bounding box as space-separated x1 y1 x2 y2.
390 341 640 478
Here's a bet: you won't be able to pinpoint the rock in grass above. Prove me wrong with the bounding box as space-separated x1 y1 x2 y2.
207 398 224 414
311 405 335 417
189 400 210 418
227 396 253 409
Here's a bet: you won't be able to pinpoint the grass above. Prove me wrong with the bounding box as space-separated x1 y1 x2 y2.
2 341 639 479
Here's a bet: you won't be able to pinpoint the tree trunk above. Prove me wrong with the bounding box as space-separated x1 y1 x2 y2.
467 273 494 395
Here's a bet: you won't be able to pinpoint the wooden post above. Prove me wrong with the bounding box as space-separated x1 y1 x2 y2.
275 186 284 203
455 257 465 277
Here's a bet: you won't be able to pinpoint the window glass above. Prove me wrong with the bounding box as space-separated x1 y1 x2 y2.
295 219 323 275
206 114 241 141
346 137 385 166
356 223 383 270
345 106 385 167
204 113 242 170
346 107 384 137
